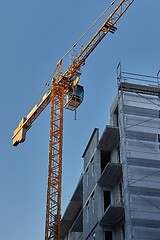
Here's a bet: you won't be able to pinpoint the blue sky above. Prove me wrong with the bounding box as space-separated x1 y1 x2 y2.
1 0 160 239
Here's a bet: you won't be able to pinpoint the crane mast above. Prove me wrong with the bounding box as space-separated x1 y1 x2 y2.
45 84 64 240
12 1 135 240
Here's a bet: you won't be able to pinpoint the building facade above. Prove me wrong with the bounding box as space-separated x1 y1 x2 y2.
60 70 160 240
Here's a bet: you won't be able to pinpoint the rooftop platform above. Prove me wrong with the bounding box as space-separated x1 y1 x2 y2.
119 81 160 96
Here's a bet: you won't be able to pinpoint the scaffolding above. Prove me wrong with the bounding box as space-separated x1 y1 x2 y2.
117 64 160 240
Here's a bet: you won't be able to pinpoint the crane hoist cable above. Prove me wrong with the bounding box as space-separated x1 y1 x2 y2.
30 66 57 112
29 0 116 112
61 0 116 61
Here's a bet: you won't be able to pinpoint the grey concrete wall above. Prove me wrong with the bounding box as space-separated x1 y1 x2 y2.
83 129 99 170
64 232 82 240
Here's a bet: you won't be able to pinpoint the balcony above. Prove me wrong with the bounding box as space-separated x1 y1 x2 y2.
60 176 83 238
98 125 119 151
100 203 124 226
98 162 122 188
70 208 83 232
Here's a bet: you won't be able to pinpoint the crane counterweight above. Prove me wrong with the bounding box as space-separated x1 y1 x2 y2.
12 118 27 146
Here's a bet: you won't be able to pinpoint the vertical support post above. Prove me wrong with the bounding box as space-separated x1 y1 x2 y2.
157 69 160 87
45 81 64 240
117 62 122 85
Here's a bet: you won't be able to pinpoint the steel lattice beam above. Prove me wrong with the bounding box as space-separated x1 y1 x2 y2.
45 83 64 240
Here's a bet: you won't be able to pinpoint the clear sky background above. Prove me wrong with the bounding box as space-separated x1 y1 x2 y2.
1 0 160 239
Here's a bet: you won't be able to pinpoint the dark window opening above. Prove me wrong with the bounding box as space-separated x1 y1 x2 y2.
119 182 123 203
104 191 111 211
101 150 111 173
117 145 120 163
105 231 112 240
86 167 89 186
122 224 125 239
91 156 94 177
114 106 119 127
86 201 89 222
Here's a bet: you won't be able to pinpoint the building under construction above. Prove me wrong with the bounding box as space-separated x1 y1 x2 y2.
60 66 160 240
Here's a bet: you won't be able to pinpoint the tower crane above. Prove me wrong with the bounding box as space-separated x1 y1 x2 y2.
12 1 135 239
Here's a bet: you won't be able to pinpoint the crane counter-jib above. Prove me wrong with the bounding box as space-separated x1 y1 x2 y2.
12 90 52 146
